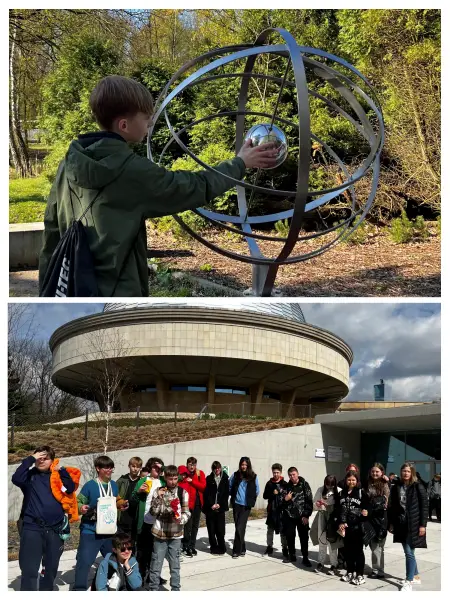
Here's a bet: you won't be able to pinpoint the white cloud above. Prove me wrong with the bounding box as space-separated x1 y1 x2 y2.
304 303 441 402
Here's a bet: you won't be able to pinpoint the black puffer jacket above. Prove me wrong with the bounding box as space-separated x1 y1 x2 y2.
281 477 313 520
388 480 428 548
203 472 229 514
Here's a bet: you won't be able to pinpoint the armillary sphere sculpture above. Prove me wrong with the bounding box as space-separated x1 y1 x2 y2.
148 28 384 296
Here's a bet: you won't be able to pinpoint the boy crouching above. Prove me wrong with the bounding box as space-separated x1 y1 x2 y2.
148 465 190 591
95 532 142 591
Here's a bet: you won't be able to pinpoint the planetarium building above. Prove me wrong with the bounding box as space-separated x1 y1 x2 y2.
50 301 353 417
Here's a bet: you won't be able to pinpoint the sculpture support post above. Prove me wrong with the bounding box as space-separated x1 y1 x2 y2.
252 264 269 296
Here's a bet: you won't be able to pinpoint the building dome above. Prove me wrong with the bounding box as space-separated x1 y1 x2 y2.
103 301 306 324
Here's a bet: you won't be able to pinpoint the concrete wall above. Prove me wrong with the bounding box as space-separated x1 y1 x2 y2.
9 222 44 268
8 424 361 521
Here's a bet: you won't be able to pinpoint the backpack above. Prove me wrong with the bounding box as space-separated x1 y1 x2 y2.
40 156 133 297
39 185 101 297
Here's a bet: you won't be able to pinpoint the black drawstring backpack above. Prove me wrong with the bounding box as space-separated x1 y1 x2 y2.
40 156 133 297
39 185 101 297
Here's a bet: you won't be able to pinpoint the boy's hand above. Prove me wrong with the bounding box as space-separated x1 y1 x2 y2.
80 505 90 514
33 451 48 461
238 139 279 169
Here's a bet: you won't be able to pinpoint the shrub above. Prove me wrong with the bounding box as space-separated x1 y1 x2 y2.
390 210 430 243
274 218 290 237
334 219 375 245
200 263 213 272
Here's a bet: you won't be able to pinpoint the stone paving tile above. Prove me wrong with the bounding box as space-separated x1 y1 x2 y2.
8 519 440 591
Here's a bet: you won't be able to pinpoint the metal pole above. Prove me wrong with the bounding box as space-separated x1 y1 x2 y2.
241 402 244 417
84 408 89 441
136 406 140 431
174 404 178 427
11 413 15 447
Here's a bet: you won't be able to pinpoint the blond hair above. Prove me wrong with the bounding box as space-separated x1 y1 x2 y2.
90 75 154 129
400 462 418 486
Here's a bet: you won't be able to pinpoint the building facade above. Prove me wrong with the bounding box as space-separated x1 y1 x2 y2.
50 302 353 418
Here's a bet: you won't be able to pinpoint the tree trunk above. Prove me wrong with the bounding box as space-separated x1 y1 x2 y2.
9 24 32 177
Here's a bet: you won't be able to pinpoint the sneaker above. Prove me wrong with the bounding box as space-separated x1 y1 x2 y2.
401 581 413 592
264 546 273 556
352 575 365 586
232 553 239 559
191 549 197 556
327 567 339 576
341 573 354 583
240 551 246 557
302 557 312 567
403 576 421 585
315 563 323 573
282 555 291 563
185 549 193 558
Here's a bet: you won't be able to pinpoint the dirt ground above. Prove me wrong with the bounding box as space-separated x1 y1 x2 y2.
10 226 440 297
147 226 440 297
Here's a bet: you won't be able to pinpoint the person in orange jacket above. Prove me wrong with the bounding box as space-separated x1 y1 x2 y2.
179 457 206 557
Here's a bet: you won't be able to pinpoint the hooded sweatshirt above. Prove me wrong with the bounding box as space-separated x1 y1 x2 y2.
39 132 246 297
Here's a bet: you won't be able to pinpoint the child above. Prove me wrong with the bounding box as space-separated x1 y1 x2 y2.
116 457 143 540
73 456 128 591
337 470 368 586
94 532 142 591
11 445 77 591
311 475 342 575
39 75 279 297
263 463 286 556
148 465 190 591
132 457 165 584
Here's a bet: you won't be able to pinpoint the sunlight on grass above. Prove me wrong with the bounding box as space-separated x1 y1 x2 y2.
9 175 50 223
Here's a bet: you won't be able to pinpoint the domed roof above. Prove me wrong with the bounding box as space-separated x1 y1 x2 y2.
103 301 306 324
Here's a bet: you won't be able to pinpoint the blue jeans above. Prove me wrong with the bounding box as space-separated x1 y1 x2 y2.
402 540 419 582
73 532 113 590
149 537 181 591
19 526 64 591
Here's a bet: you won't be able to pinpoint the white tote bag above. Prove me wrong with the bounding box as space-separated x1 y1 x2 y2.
96 480 118 535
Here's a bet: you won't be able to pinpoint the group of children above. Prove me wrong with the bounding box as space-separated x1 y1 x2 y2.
12 447 430 591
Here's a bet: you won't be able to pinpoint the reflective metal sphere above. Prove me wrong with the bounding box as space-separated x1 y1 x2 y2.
244 123 288 169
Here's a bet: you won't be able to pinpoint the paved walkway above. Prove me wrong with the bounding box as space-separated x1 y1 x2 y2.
8 519 440 591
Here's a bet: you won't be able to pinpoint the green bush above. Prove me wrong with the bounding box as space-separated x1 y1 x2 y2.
390 210 430 243
200 263 213 272
151 211 209 240
274 219 290 237
334 219 375 245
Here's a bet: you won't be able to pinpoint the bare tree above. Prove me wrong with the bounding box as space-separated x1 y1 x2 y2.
80 327 135 453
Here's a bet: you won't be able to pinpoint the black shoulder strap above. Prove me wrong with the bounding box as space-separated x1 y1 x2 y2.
177 486 184 503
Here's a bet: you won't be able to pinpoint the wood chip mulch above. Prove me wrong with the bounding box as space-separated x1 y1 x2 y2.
147 225 440 297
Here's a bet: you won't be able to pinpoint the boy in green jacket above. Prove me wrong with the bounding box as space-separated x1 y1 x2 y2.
39 75 279 297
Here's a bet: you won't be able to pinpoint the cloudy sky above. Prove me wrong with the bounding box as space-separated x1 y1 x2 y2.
12 301 440 402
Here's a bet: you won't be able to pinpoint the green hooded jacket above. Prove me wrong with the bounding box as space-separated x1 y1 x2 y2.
38 132 246 297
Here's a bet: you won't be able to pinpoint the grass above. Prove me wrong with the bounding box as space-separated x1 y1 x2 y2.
9 174 50 224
